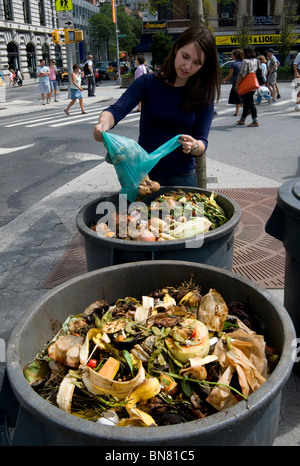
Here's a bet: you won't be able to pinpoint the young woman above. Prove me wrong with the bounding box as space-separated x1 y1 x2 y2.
235 47 259 127
223 49 244 116
64 64 87 115
93 26 220 187
49 60 59 102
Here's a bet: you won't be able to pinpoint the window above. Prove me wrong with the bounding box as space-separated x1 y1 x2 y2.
38 0 45 26
3 0 13 20
22 0 31 23
253 0 268 17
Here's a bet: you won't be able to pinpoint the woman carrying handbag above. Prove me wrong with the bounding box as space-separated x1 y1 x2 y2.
235 47 260 127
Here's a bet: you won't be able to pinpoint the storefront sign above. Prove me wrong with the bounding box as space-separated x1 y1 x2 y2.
143 21 167 31
216 33 300 46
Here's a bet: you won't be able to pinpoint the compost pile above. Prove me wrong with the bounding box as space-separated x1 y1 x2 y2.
24 278 279 428
92 189 228 242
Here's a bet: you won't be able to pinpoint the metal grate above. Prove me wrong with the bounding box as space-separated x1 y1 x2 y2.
41 187 285 290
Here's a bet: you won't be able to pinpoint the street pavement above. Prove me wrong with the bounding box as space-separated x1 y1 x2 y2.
0 79 299 446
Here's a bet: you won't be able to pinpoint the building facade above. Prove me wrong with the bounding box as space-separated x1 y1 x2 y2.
134 0 300 62
0 0 99 80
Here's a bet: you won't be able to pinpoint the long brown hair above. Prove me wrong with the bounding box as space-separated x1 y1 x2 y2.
159 26 220 111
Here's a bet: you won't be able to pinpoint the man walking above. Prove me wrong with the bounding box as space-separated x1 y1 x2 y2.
293 52 300 111
266 49 278 102
36 58 51 105
84 55 95 97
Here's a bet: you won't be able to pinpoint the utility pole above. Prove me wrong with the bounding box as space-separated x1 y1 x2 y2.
112 0 121 85
189 0 207 189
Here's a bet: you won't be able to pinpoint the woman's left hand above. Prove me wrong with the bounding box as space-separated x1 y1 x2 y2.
179 135 198 154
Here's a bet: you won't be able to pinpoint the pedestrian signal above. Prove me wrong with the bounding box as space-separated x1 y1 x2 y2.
52 31 60 44
64 29 84 43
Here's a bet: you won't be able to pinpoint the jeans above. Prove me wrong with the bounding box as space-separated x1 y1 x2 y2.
151 171 197 187
241 91 258 122
87 76 95 96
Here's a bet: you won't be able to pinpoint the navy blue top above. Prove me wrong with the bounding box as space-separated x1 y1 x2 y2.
105 73 214 177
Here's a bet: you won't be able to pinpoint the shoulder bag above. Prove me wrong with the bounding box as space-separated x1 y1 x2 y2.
237 72 260 95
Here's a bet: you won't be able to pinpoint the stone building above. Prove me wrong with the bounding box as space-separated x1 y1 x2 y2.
0 0 99 80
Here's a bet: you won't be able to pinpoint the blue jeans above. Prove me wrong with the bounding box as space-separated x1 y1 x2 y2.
152 171 197 187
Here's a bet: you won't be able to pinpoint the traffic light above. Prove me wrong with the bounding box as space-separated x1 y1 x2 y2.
64 30 84 43
52 31 60 44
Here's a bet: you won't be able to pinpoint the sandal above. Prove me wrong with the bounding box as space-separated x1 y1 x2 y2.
64 109 69 116
247 122 259 127
82 111 88 114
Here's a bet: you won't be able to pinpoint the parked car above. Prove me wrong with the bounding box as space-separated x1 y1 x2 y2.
60 69 69 83
220 60 235 69
94 61 123 82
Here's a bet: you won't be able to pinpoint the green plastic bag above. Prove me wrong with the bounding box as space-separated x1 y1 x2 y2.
103 132 181 202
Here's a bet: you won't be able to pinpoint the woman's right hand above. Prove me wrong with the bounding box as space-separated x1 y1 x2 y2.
93 123 106 142
93 111 115 142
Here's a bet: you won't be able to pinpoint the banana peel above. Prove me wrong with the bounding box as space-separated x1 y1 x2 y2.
81 359 146 399
179 290 202 308
118 377 161 427
57 373 77 414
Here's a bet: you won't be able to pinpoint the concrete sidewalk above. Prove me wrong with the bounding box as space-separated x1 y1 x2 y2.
0 80 124 118
0 82 299 446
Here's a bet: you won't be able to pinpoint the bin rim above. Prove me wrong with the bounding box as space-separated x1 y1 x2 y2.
277 178 300 219
76 187 241 251
6 260 296 445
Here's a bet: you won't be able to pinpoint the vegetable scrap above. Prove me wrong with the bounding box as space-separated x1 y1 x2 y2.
92 189 228 242
24 279 279 427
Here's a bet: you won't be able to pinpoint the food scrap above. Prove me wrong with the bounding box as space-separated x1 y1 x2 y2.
24 278 278 427
92 189 228 242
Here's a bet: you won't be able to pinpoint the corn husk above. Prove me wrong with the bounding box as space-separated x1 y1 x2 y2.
197 288 228 332
81 359 146 399
206 364 239 411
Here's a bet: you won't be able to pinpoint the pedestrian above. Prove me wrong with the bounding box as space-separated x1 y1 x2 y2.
292 52 300 111
134 54 147 112
93 26 220 187
223 49 244 116
64 64 88 115
9 69 15 86
235 47 259 127
49 60 59 102
16 69 23 86
256 55 271 104
84 55 95 97
36 59 51 105
266 49 279 102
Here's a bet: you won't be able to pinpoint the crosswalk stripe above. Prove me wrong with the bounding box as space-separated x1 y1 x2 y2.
50 111 140 127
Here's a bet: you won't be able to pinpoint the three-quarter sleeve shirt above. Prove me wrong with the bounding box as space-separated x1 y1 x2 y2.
104 73 214 178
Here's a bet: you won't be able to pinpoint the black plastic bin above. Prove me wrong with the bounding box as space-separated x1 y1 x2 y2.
265 178 300 374
5 261 296 446
76 187 241 271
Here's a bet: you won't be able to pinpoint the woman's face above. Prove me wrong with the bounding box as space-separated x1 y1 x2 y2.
174 42 204 85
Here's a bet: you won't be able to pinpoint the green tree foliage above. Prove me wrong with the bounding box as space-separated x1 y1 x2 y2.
277 0 300 64
89 3 142 59
150 32 173 68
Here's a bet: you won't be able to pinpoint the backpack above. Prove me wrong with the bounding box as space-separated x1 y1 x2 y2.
291 63 295 76
256 61 265 85
84 61 90 75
